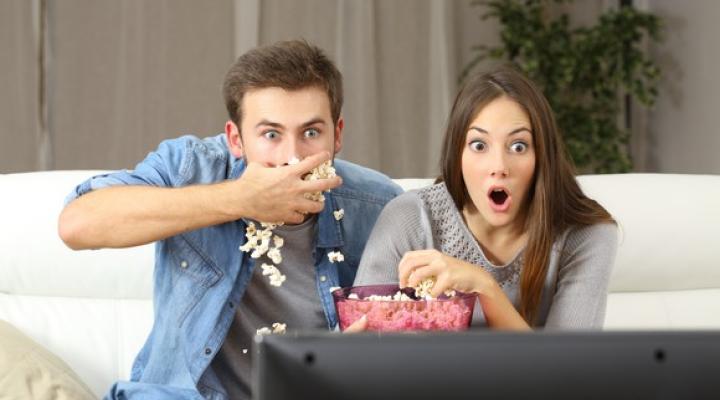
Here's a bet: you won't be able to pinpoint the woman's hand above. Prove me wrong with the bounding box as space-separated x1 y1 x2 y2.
342 315 368 333
398 249 489 297
398 249 531 330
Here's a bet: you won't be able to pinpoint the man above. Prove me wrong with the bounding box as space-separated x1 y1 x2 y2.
59 40 400 399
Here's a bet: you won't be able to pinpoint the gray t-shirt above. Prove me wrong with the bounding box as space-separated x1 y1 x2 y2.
211 216 327 399
354 183 619 328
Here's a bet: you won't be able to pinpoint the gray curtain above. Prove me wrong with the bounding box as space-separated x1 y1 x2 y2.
2 0 493 178
1 0 608 178
0 0 42 172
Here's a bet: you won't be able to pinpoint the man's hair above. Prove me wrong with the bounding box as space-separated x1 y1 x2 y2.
222 40 343 127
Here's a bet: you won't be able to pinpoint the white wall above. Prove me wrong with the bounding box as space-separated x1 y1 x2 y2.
646 0 720 174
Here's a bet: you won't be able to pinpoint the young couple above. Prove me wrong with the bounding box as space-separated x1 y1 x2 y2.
59 40 617 399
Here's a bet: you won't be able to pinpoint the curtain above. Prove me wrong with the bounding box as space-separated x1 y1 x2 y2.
0 0 507 178
0 0 41 172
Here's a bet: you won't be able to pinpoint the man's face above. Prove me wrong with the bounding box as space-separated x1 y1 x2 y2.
226 86 343 166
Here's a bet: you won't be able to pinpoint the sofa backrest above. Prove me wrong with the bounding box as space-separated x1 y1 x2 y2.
1 171 719 397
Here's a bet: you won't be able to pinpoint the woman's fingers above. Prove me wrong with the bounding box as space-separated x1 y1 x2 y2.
342 315 368 333
398 250 442 287
406 264 442 289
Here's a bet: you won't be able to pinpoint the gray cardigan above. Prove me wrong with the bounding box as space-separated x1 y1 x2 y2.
354 183 619 328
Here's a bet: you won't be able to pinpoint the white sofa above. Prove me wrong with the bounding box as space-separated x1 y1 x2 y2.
1 170 719 398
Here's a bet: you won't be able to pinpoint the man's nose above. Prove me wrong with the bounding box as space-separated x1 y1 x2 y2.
278 137 300 166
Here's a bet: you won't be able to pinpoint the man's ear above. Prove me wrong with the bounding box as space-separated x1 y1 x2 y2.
334 117 344 155
225 120 244 158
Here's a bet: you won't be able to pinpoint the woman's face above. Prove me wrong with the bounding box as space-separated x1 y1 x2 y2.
461 96 536 231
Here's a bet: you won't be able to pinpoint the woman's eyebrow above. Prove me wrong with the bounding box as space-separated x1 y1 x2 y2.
468 126 532 135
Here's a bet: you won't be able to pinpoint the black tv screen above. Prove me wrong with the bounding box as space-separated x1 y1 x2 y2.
253 331 720 400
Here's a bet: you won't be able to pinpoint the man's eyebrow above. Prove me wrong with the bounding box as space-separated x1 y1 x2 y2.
469 126 532 135
255 119 285 129
254 118 327 129
301 118 326 128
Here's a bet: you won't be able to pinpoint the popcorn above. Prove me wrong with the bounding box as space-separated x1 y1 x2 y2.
333 209 344 221
346 286 456 303
414 277 436 299
303 160 336 202
256 322 287 336
239 222 280 259
272 322 287 334
267 247 282 264
329 286 341 293
239 157 342 290
327 251 344 263
242 348 248 354
261 263 286 287
364 292 415 302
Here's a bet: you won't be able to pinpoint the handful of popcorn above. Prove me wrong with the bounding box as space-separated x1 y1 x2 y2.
413 277 457 299
238 157 345 337
289 157 337 202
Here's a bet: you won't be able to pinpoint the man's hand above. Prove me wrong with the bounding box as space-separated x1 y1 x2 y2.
229 152 342 224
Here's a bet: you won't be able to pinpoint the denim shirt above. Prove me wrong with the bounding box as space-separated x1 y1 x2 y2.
65 134 402 399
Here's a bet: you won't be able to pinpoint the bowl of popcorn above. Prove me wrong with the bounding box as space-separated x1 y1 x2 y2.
332 283 476 332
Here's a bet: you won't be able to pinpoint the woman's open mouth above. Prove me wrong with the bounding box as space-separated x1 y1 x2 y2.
487 186 512 212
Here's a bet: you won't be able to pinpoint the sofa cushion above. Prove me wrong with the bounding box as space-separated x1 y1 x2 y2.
0 319 95 400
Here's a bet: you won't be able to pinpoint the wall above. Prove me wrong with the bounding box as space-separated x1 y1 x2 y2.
645 0 720 174
1 0 718 176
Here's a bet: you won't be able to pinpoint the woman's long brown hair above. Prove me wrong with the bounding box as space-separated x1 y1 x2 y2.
440 66 615 325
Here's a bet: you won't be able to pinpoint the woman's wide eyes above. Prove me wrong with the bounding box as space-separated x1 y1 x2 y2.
469 140 486 152
510 141 528 153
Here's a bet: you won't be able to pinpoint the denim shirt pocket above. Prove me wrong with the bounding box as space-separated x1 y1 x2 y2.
167 234 224 325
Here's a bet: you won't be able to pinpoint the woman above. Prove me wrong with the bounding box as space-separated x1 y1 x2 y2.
353 67 618 329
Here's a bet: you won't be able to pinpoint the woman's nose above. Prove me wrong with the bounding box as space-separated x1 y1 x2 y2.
489 151 509 177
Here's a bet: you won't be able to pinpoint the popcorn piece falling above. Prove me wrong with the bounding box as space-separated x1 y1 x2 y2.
240 158 339 289
333 209 344 221
256 327 272 336
239 221 281 259
242 349 248 354
267 247 282 264
271 322 287 334
256 323 287 336
327 251 345 263
261 263 286 287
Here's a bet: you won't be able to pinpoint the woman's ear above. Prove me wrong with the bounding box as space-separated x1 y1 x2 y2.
225 120 243 158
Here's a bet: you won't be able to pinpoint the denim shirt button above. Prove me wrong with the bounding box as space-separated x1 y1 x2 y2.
204 347 212 355
180 260 188 268
228 302 234 309
320 275 327 282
